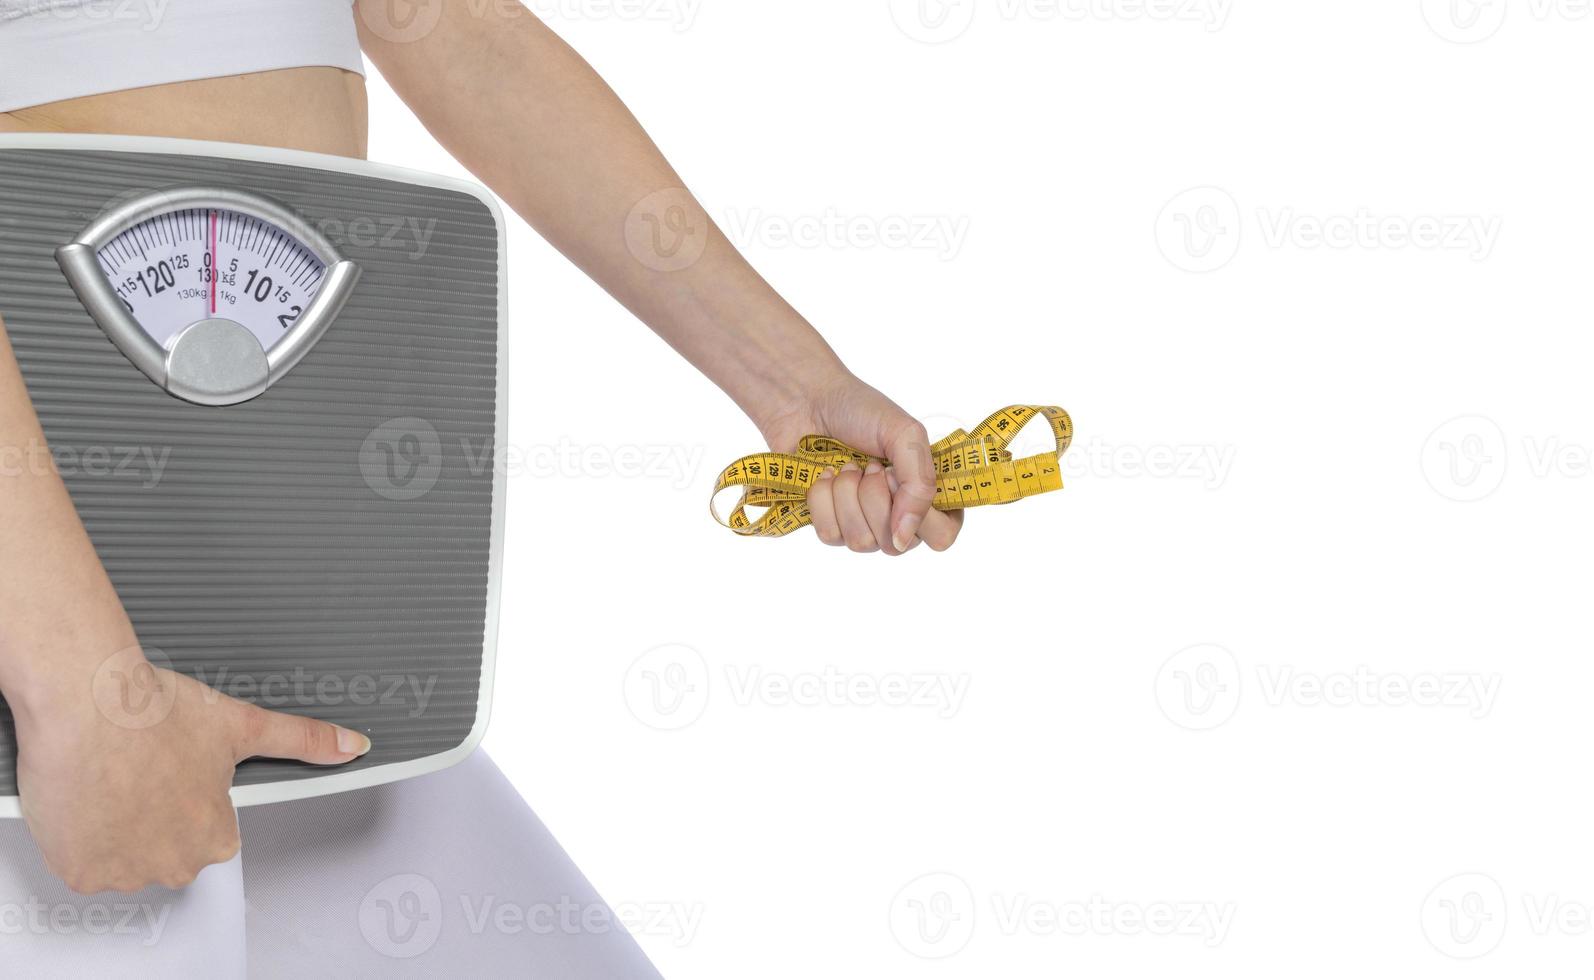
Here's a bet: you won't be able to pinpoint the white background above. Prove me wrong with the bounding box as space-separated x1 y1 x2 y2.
368 2 1593 976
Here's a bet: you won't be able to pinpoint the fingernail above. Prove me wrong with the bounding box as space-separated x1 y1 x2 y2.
840 461 860 473
865 461 884 476
337 728 372 757
892 514 921 553
818 467 835 480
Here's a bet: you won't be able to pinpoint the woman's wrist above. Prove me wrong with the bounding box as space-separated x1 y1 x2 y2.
749 354 851 430
0 611 141 733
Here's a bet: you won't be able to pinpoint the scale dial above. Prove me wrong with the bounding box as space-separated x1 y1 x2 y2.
98 208 326 353
57 188 360 406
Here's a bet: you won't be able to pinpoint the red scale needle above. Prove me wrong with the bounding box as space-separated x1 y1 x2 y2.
209 209 218 316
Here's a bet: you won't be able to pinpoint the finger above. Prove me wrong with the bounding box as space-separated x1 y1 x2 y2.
884 421 935 553
859 462 900 555
879 474 930 551
235 703 371 765
831 462 878 553
806 467 844 546
917 508 964 552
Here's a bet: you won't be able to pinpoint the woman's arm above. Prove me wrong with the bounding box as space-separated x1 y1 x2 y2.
0 316 372 893
355 2 961 554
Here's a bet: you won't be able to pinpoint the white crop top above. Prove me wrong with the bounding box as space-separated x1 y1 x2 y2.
0 0 365 113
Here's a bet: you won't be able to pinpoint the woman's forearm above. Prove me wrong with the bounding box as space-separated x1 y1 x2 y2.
0 318 138 724
355 3 850 431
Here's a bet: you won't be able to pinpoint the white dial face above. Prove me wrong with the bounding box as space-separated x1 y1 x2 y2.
95 208 327 353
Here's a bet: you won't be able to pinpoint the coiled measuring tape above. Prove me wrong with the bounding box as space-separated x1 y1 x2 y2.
712 405 1073 538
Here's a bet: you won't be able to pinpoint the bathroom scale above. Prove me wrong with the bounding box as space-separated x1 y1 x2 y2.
0 134 506 814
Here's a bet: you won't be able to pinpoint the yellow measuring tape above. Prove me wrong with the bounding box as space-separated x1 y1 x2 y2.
712 405 1073 538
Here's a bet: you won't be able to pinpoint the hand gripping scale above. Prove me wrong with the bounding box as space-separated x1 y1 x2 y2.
0 134 506 812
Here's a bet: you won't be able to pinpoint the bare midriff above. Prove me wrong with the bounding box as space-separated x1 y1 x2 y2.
0 67 368 160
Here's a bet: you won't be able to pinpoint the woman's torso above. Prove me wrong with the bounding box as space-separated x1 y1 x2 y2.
0 0 368 158
0 67 368 159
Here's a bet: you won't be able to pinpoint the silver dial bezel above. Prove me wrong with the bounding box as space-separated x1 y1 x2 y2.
55 186 361 405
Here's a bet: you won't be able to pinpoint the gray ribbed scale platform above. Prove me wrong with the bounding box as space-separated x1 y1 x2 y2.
0 135 505 810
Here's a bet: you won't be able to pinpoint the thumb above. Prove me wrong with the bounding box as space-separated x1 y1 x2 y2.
235 703 371 765
885 419 935 553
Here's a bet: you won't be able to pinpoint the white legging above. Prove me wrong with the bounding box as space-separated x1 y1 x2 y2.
0 750 664 978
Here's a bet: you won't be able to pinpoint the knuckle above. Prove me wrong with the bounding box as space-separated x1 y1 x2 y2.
210 838 242 864
239 705 269 748
161 869 197 890
301 720 326 758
